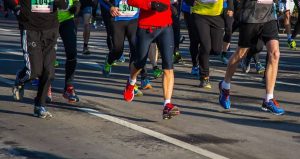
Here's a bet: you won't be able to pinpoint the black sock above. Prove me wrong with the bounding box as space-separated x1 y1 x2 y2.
84 43 88 48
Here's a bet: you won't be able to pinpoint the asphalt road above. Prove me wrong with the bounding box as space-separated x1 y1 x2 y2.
0 17 299 159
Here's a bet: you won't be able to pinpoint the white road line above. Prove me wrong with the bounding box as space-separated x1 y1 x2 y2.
0 76 229 159
78 108 229 159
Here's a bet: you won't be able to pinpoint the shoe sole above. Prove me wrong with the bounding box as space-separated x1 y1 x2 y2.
12 87 23 101
63 94 79 103
141 85 152 90
163 110 180 120
257 70 265 74
261 107 284 115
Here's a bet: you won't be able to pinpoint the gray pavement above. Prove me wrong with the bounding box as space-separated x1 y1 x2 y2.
0 17 299 159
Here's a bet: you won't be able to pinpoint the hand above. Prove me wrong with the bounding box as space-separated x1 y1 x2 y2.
227 10 233 17
110 7 121 17
68 6 77 14
151 1 168 12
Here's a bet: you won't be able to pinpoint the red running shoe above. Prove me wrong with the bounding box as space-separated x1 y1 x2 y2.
162 103 180 120
123 80 135 102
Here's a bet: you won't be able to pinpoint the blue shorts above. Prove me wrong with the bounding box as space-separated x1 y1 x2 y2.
81 6 93 15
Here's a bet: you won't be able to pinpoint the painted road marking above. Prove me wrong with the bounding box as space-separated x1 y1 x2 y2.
0 76 229 159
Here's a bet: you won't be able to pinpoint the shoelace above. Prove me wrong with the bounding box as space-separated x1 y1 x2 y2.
223 89 230 100
67 86 75 95
271 99 280 108
127 84 135 92
165 103 174 111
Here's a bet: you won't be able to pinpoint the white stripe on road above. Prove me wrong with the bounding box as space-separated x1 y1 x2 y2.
0 76 229 159
78 108 229 159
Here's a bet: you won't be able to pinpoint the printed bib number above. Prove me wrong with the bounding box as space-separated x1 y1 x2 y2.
199 0 218 3
31 0 54 13
118 0 138 17
257 0 273 4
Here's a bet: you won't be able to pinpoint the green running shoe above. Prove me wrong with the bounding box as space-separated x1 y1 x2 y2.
288 40 296 50
153 67 163 79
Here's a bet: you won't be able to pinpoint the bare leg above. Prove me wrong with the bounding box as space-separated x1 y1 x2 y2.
224 47 249 83
163 69 174 100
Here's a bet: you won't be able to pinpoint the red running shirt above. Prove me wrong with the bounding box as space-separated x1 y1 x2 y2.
128 0 172 28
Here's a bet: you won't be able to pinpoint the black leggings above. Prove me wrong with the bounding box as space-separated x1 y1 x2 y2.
100 6 113 52
133 26 174 70
107 19 137 65
292 0 300 39
172 4 180 53
59 19 77 89
194 14 224 78
184 12 199 67
223 10 235 43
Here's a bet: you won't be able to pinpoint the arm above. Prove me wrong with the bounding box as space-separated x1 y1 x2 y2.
226 0 234 17
227 0 234 11
68 0 81 15
99 0 110 10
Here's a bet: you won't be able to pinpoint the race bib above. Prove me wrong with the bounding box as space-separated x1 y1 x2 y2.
118 0 138 17
257 0 273 4
31 0 54 13
199 0 218 3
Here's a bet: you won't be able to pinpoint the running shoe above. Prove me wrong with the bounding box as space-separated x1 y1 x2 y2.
261 99 285 115
134 84 143 97
63 84 79 103
218 81 231 109
112 61 118 66
255 63 265 74
12 84 24 101
173 51 183 64
220 54 229 65
141 79 152 90
191 66 199 76
241 59 251 73
162 103 180 120
199 77 212 89
54 60 59 67
153 67 163 79
287 40 296 50
118 54 126 63
31 78 39 86
123 80 135 102
46 85 52 103
102 61 112 78
34 105 53 119
83 46 91 55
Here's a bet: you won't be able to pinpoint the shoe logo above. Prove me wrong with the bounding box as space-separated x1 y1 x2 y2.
28 42 37 47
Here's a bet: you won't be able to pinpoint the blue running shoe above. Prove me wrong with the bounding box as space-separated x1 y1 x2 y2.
141 79 152 90
191 66 199 76
34 106 53 119
262 99 285 115
118 54 126 63
218 81 231 109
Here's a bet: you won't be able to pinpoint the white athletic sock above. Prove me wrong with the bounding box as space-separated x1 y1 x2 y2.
164 99 171 106
265 94 274 102
129 77 136 85
222 81 230 90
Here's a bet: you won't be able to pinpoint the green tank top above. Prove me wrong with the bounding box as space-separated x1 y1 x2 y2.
58 0 76 23
192 0 224 16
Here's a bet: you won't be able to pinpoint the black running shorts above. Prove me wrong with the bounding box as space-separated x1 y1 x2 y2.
238 20 279 48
